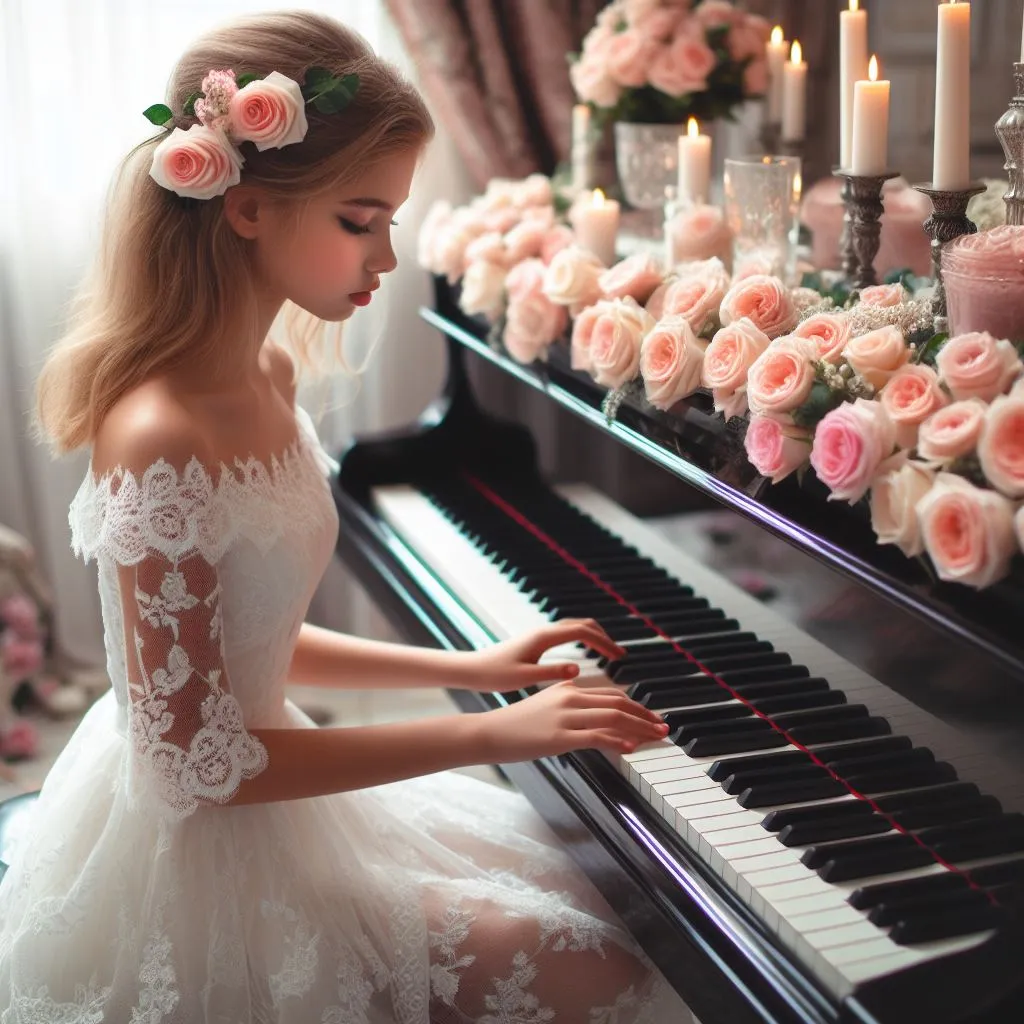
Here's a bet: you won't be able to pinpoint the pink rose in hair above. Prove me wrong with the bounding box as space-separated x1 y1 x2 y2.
640 316 707 411
149 125 243 201
879 364 949 449
543 247 604 315
917 399 987 464
702 318 771 419
588 299 656 389
746 335 818 418
935 332 1022 402
793 312 851 365
228 71 307 151
720 275 798 339
599 253 665 305
503 294 567 365
744 415 811 483
668 204 732 265
917 473 1017 588
844 326 910 390
858 283 908 308
810 398 897 503
978 393 1024 498
870 456 935 557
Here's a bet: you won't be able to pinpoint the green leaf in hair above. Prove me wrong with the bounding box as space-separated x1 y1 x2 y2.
142 103 174 127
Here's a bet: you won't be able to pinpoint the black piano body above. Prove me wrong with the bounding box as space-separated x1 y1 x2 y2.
331 277 1024 1024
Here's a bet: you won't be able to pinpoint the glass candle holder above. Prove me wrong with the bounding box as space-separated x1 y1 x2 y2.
723 155 802 282
943 226 1024 340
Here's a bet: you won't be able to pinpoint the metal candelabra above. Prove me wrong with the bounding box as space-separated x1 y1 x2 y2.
834 170 899 290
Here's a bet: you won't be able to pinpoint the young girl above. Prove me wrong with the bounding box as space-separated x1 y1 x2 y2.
0 12 689 1022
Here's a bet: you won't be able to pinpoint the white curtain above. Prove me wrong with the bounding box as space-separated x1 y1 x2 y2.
0 0 475 668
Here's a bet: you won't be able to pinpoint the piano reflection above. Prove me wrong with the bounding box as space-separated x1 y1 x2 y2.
331 276 1024 1024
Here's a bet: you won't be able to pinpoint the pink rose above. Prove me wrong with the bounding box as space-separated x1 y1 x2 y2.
746 335 818 417
648 32 717 96
720 275 798 339
743 58 769 96
459 261 507 321
543 246 605 314
935 332 1022 402
0 595 39 639
623 0 661 26
744 415 811 483
917 473 1017 589
978 394 1024 498
541 225 576 264
640 316 707 411
519 205 556 231
870 456 936 557
503 293 568 364
464 232 509 268
695 1 737 30
432 223 479 284
514 175 554 209
482 207 521 234
607 29 658 87
228 71 307 151
505 258 546 302
879 364 949 449
654 273 729 335
733 248 782 281
149 125 243 201
844 326 910 390
599 253 665 304
588 299 656 388
730 13 770 62
703 318 771 419
632 8 684 41
858 283 908 308
793 312 852 365
570 54 622 108
810 398 897 503
667 204 732 265
916 399 987 464
571 304 602 372
504 221 548 264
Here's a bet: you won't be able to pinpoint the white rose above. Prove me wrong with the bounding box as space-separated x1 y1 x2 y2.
459 260 507 321
870 457 935 557
542 246 604 313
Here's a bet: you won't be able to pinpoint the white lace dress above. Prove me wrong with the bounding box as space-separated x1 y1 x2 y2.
0 407 688 1024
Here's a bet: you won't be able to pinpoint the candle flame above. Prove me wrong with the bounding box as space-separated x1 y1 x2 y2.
771 25 784 45
592 188 606 208
793 172 803 202
687 117 700 138
790 40 802 64
869 54 879 81
850 0 859 10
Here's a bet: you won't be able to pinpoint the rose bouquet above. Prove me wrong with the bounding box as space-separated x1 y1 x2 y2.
570 0 770 125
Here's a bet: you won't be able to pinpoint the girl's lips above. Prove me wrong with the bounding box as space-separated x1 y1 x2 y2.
350 291 373 306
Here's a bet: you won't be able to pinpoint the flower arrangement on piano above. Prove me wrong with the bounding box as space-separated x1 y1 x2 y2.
569 0 770 125
418 180 1024 593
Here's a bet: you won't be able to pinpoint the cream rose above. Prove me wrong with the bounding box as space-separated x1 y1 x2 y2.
844 326 910 390
793 312 852 365
514 174 554 209
858 283 908 308
464 232 509 268
228 72 307 151
459 260 507 322
935 332 1022 402
879 364 949 450
744 416 811 483
543 246 605 313
504 258 546 303
917 473 1018 589
599 253 665 304
702 318 771 420
588 299 656 389
503 293 567 365
746 335 818 417
640 316 707 411
149 125 243 201
916 399 987 464
870 457 936 557
432 222 478 284
720 275 798 339
978 393 1024 498
810 398 897 504
668 204 733 265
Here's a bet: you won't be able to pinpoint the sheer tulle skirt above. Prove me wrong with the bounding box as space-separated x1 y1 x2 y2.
0 691 687 1023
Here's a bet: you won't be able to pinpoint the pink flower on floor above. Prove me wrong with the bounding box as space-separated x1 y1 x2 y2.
879 364 949 450
0 594 40 639
935 332 1022 402
1 634 43 679
810 398 897 504
640 316 707 411
744 415 811 483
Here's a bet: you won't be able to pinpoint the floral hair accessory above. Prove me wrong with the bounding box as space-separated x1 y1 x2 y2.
143 66 360 201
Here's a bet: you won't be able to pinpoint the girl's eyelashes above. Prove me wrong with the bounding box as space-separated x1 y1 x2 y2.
338 218 399 235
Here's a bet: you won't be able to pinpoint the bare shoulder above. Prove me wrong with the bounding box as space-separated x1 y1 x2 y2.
261 342 297 409
91 382 214 480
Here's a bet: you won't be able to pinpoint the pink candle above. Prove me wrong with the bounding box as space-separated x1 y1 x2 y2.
943 226 1024 339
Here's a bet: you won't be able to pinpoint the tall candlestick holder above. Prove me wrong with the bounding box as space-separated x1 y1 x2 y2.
995 62 1024 225
760 120 781 156
834 170 899 290
912 181 986 331
834 171 856 281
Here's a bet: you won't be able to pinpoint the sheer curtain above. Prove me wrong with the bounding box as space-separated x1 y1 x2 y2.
0 0 474 668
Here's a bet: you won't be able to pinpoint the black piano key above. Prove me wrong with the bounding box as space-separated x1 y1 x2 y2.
965 858 1024 887
639 683 735 709
663 704 752 729
611 631 752 672
771 704 870 729
611 649 788 684
763 799 875 832
824 747 935 775
778 814 892 847
802 833 917 870
684 730 790 757
597 619 660 643
730 676 825 698
849 871 969 911
843 763 959 794
934 829 1024 862
786 716 892 745
750 690 847 715
893 796 1002 830
673 717 773 743
738 776 848 808
717 665 813 685
916 813 1024 847
868 887 991 927
890 904 1006 945
818 846 935 883
873 782 980 812
722 762 824 796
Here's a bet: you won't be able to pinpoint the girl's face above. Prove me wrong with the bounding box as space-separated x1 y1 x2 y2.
241 146 420 323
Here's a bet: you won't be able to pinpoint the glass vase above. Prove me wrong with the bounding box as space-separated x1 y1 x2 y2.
614 122 682 210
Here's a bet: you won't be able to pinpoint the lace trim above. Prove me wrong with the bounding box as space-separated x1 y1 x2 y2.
69 410 333 566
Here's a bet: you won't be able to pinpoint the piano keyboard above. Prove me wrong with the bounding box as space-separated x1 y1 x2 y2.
372 477 1024 1002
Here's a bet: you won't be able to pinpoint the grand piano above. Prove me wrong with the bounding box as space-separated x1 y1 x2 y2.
331 276 1024 1024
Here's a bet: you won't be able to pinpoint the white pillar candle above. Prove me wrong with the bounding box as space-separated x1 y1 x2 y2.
839 0 869 170
782 40 808 142
852 55 890 175
677 117 712 204
571 103 592 192
766 26 788 124
933 1 972 190
574 189 620 266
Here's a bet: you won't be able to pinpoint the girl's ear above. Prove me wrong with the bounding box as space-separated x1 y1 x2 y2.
222 186 265 240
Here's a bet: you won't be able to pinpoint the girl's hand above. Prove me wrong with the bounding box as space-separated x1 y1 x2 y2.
459 619 627 694
474 680 670 762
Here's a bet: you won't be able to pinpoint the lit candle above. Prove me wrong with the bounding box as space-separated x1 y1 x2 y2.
852 55 890 175
573 189 620 266
934 0 972 190
767 26 788 124
839 0 869 170
677 117 712 204
782 40 808 143
571 104 592 192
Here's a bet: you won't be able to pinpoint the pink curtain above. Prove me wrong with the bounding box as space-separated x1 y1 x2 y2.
385 0 604 186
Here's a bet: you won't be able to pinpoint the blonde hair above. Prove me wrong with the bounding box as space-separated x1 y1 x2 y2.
35 11 433 453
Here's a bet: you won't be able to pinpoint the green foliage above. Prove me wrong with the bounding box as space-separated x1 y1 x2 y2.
142 103 174 127
301 68 360 114
791 380 847 430
911 331 948 366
